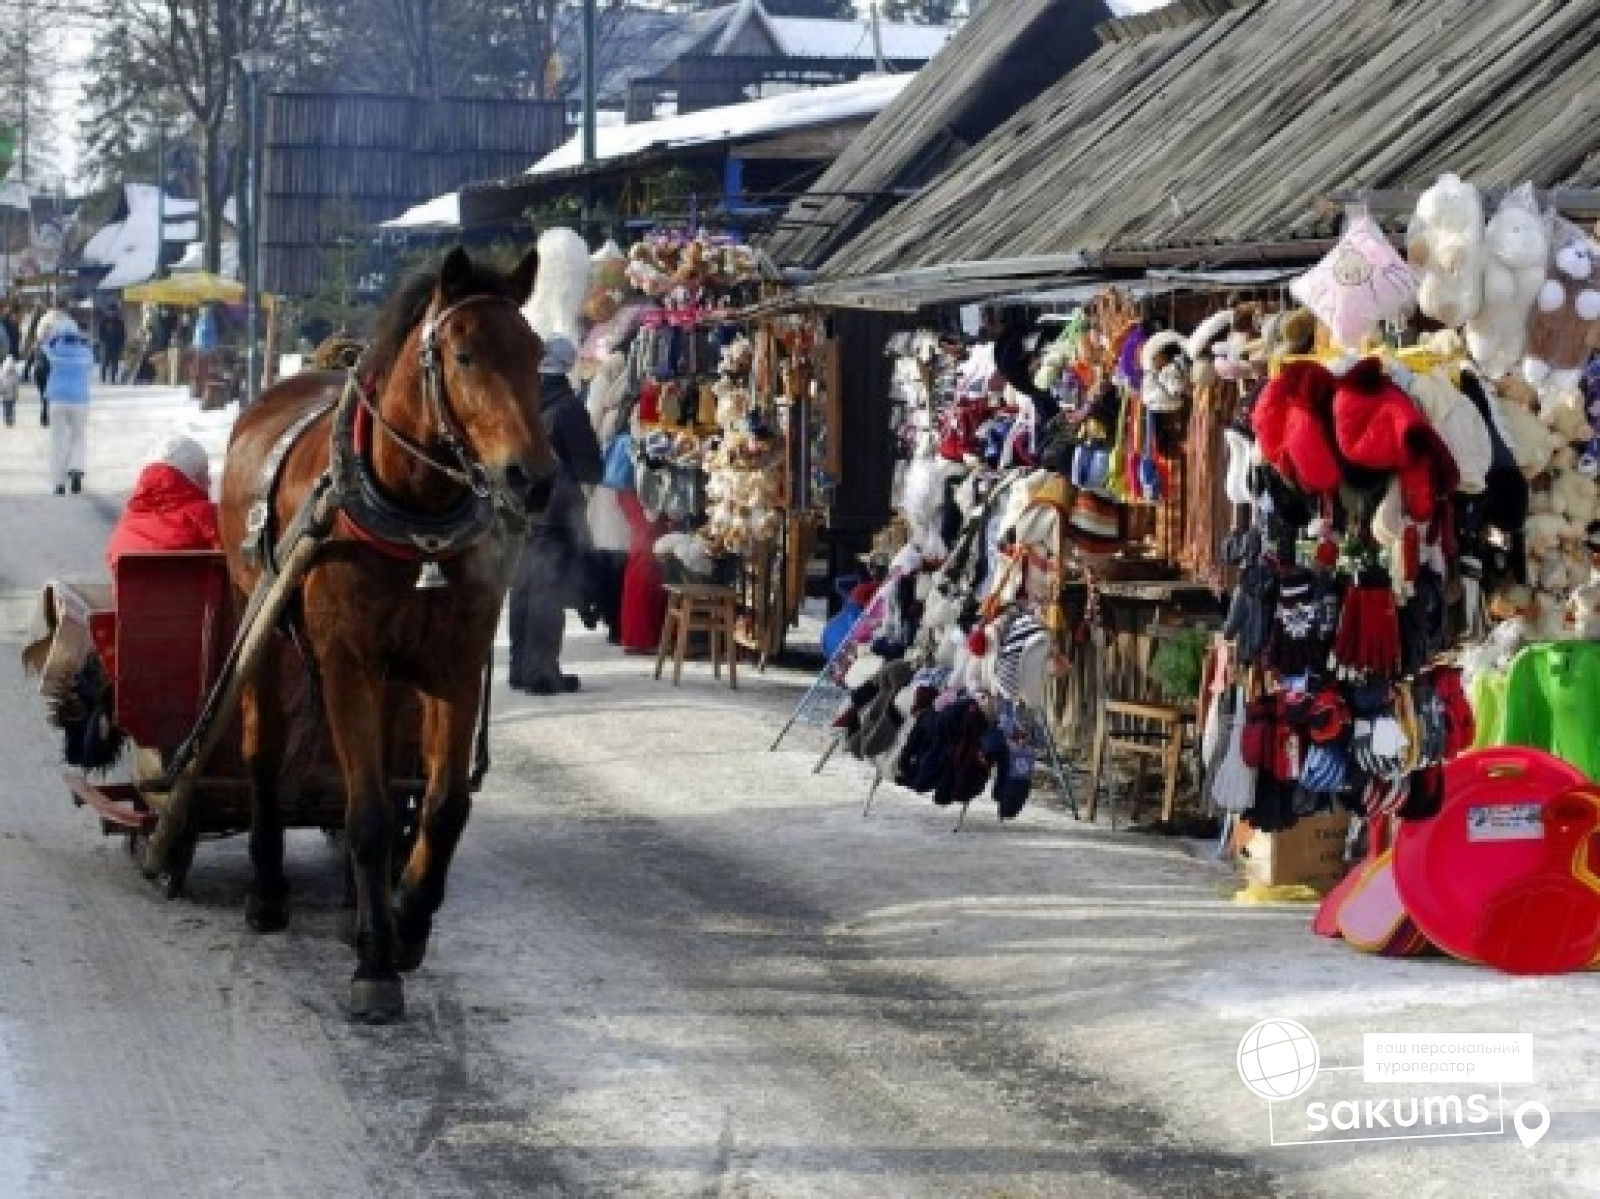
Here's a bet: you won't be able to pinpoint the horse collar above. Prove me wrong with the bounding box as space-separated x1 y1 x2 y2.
329 372 498 568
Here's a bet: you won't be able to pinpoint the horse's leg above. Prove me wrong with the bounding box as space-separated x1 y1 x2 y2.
323 650 404 1023
394 679 478 972
241 638 290 932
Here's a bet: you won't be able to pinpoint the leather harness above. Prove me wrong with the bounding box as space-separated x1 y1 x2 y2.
243 293 516 578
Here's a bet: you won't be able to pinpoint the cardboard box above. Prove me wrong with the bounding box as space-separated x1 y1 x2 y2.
1240 811 1352 892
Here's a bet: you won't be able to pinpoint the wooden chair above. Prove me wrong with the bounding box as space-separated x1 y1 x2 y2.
654 584 739 689
1085 607 1199 827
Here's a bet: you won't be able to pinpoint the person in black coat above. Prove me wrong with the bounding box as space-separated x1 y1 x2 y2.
99 305 126 384
509 335 604 694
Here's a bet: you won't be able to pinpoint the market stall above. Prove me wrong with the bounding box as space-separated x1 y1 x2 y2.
544 227 837 663
803 177 1600 919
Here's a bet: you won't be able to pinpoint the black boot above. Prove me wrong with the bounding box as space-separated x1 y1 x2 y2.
39 401 48 427
69 472 83 495
2 401 13 426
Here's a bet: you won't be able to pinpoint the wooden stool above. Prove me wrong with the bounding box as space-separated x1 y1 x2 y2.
654 584 739 689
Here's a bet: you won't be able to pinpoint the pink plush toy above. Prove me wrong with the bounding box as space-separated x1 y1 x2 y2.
1292 211 1418 350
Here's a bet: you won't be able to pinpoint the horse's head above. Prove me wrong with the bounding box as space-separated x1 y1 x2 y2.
417 246 558 515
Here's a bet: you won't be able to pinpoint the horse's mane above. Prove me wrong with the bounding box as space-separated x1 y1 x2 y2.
363 254 524 384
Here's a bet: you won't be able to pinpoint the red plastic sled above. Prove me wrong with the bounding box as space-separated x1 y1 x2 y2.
1394 748 1588 967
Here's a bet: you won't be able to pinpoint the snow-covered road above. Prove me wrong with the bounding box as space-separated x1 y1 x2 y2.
0 385 1592 1197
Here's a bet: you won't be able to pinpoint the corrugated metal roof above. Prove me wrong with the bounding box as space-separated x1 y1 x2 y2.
762 0 1114 270
822 0 1600 280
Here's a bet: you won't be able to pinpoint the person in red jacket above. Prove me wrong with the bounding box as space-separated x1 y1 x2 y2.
106 435 221 570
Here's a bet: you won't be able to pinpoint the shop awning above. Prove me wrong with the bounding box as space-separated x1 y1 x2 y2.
780 253 1095 312
123 272 245 306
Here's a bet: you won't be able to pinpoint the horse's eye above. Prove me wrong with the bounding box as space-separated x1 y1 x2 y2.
454 351 474 368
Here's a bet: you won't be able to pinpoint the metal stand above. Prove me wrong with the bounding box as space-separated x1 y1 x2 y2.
770 576 897 754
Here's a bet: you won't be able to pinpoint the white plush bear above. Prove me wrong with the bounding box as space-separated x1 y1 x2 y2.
1496 392 1561 479
1466 186 1550 380
1550 466 1598 527
1407 173 1486 327
1569 581 1600 639
523 227 591 344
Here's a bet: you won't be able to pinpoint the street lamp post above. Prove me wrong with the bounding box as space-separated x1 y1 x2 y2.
236 50 271 405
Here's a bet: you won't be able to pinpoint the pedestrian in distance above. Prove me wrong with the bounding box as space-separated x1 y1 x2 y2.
0 304 19 368
31 300 76 426
99 304 126 385
0 353 20 427
508 334 604 694
41 315 94 494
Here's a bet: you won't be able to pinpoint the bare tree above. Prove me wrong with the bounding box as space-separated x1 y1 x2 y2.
87 0 292 272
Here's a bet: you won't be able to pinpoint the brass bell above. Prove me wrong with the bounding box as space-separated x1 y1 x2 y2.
415 560 449 590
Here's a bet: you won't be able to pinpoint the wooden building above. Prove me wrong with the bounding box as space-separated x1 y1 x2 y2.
818 0 1600 299
260 92 565 296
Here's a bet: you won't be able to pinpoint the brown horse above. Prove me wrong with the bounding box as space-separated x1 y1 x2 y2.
219 247 555 1022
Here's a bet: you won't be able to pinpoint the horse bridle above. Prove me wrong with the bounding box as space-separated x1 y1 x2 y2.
359 292 527 502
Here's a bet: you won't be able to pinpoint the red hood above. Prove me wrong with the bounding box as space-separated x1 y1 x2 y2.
127 463 210 514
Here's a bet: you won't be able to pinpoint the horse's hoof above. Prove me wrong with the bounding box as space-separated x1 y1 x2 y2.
348 977 405 1024
395 938 428 973
245 890 290 934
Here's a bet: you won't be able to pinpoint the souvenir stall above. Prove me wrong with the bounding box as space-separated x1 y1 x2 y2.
561 226 836 663
802 173 1600 883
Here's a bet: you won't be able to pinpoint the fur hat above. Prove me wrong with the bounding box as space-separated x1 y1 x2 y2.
1333 358 1459 521
1251 359 1342 495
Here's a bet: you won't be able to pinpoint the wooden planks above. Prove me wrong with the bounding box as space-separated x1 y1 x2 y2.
765 0 1117 270
824 0 1600 280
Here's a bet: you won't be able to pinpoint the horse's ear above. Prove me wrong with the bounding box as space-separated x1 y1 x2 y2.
437 246 474 301
509 245 540 305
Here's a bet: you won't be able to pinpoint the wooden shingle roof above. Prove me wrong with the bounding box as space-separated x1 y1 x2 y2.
763 0 1114 271
822 0 1600 281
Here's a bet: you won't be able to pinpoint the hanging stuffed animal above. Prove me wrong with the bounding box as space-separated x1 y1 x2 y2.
1406 173 1487 328
1466 185 1550 380
1523 215 1600 396
1140 331 1189 413
1292 210 1418 350
523 227 591 345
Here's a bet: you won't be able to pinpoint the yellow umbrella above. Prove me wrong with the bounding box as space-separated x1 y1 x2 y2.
123 271 245 306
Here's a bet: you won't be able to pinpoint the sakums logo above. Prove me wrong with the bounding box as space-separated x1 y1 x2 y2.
1236 1019 1552 1149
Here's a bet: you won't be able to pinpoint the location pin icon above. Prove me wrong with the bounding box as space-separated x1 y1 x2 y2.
1514 1102 1551 1149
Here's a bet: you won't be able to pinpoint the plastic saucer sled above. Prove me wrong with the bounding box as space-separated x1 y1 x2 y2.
1474 788 1600 975
1393 748 1591 969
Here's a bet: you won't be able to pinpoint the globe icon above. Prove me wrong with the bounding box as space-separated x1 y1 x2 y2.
1237 1019 1320 1101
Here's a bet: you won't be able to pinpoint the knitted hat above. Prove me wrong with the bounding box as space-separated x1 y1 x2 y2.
159 435 211 489
1065 490 1122 555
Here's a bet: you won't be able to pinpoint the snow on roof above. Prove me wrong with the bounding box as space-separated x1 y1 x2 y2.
769 17 954 60
530 73 912 176
381 192 463 231
1105 0 1173 13
90 184 204 289
171 239 240 278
